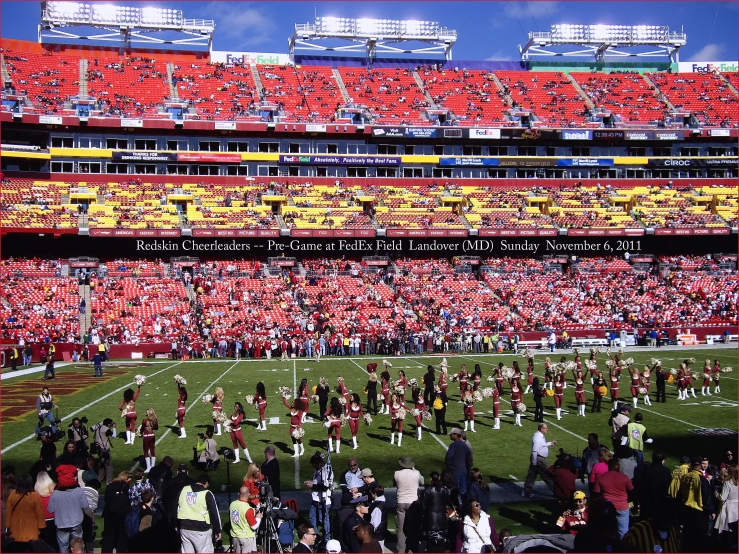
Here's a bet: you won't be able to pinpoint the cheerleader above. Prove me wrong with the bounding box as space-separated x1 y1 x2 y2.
298 378 310 422
544 357 554 390
554 372 565 420
438 365 449 396
456 365 470 398
684 361 697 398
524 358 535 394
282 397 304 457
641 366 653 406
396 370 409 403
140 408 158 473
210 387 225 436
461 384 476 432
574 351 586 382
574 372 586 417
712 359 722 394
677 364 688 400
628 366 641 408
491 383 501 429
119 386 141 445
510 379 523 426
325 397 343 453
472 365 482 392
229 402 253 464
337 376 351 407
609 368 620 404
511 361 522 389
411 387 426 441
347 393 364 450
388 392 404 447
493 363 505 396
592 372 606 413
380 371 391 415
255 382 268 431
701 360 712 396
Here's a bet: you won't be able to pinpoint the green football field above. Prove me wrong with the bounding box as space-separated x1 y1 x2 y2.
3 346 737 499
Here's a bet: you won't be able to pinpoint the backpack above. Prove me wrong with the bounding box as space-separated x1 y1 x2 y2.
125 507 141 538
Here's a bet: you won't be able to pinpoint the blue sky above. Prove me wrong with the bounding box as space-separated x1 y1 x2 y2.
2 1 737 61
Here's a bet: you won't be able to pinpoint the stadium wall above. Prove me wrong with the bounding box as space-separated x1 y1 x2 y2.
528 60 675 73
294 56 527 70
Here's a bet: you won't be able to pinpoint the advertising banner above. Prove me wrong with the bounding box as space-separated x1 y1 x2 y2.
215 122 237 130
372 127 405 138
403 127 438 138
710 129 731 137
654 130 685 141
468 128 502 139
306 124 327 132
648 158 738 168
120 118 144 128
497 157 557 167
112 151 177 162
439 157 499 166
557 158 614 167
279 155 401 165
211 51 292 65
677 61 739 73
177 153 242 163
624 130 653 140
39 115 63 125
560 130 593 141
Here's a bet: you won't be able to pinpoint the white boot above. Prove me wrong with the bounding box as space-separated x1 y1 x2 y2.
150 456 156 470
143 457 151 473
707 388 713 396
417 428 422 441
515 414 521 426
353 436 358 449
215 423 222 436
590 378 594 385
179 428 187 439
262 420 267 431
470 421 476 433
329 437 334 452
129 432 135 446
398 433 402 447
243 448 252 463
556 408 561 420
645 396 652 406
299 442 305 455
633 397 638 408
233 449 241 464
390 432 395 445
125 431 131 444
701 387 706 396
493 418 500 429
563 382 567 389
464 420 469 431
301 413 307 423
524 386 531 394
293 444 300 457
715 386 720 394
336 439 340 454
691 388 697 398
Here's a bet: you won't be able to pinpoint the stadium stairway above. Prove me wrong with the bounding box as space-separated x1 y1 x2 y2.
489 72 514 107
78 284 91 337
166 62 179 101
412 70 437 109
250 64 265 98
643 73 675 110
79 59 88 98
332 68 351 103
565 73 595 110
0 54 9 84
718 73 739 96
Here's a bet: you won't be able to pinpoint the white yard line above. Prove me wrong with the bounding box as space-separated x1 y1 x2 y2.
294 359 300 489
2 362 71 380
3 361 183 454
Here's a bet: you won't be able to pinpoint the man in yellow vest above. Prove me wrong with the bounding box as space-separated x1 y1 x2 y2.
229 486 262 552
98 342 107 362
679 458 712 552
625 413 653 475
177 473 222 553
9 346 19 371
47 343 56 363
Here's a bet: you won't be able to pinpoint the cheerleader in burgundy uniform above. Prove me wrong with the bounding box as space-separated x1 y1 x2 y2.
439 366 449 396
544 357 554 390
366 362 378 374
347 393 364 450
255 382 268 431
396 371 409 403
462 384 476 432
591 372 606 413
456 365 470 398
511 361 523 389
176 383 188 438
472 365 482 392
229 402 253 464
640 367 652 405
491 384 501 430
411 387 426 441
684 360 697 398
119 386 141 445
629 367 641 408
282 397 305 457
712 359 722 394
494 363 505 396
141 408 158 473
210 386 225 436
337 376 351 408
388 392 405 447
380 371 391 414
524 358 535 394
609 368 620 404
325 397 343 453
701 360 712 396
574 371 586 417
677 364 688 400
298 378 310 422
510 379 523 426
554 373 565 420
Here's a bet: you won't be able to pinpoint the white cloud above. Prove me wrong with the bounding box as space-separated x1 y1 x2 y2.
206 2 277 47
688 43 725 61
502 2 560 19
485 50 516 61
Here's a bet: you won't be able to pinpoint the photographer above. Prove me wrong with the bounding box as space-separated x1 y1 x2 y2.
195 430 219 471
68 417 89 454
90 418 115 485
36 386 58 438
229 486 262 552
305 452 334 537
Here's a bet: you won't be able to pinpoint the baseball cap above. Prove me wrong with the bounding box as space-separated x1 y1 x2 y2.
450 427 463 436
573 491 586 500
351 495 370 506
326 539 342 553
360 468 373 478
177 463 188 473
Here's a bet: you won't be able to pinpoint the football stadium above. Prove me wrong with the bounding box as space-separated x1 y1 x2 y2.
0 2 737 553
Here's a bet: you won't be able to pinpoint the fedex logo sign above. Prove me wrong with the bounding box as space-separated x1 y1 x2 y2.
213 51 290 66
679 61 739 73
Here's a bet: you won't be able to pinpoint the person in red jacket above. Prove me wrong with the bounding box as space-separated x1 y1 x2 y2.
176 383 188 438
228 402 253 464
119 386 141 446
283 396 305 457
347 393 364 450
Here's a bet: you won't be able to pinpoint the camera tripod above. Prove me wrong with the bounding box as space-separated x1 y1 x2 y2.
257 495 283 553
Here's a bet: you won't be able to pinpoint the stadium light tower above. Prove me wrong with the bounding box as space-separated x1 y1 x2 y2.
39 1 215 51
519 24 687 62
289 15 458 61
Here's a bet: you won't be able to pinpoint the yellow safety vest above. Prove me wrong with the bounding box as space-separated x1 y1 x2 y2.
229 500 257 539
98 344 106 352
626 422 646 451
10 348 18 359
177 486 211 523
48 344 56 353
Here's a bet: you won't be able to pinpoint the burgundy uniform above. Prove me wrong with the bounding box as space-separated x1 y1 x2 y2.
230 413 246 449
